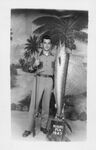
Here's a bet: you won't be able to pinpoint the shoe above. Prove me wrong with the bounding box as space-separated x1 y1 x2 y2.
40 127 48 134
22 130 31 137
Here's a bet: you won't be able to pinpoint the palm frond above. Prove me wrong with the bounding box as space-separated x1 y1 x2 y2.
61 13 88 31
33 24 64 35
27 39 32 44
25 43 31 46
64 120 72 133
33 15 63 26
24 45 33 49
72 15 88 31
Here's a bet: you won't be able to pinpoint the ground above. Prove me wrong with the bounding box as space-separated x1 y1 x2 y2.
11 111 86 141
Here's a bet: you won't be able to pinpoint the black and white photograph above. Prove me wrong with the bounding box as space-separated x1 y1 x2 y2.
10 9 88 141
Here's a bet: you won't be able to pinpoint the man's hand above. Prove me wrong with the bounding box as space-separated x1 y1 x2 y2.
33 59 40 67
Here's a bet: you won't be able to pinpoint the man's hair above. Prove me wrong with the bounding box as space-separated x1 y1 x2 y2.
41 35 52 43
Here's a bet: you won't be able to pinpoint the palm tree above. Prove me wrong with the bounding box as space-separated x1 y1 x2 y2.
22 35 40 72
32 11 88 116
18 35 39 72
24 35 39 60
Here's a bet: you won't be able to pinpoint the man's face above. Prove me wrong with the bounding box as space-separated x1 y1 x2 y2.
42 39 52 51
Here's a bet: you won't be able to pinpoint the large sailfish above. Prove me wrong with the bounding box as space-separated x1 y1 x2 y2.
54 41 87 118
54 43 68 117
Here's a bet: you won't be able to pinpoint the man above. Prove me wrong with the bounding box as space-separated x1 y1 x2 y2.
23 35 56 137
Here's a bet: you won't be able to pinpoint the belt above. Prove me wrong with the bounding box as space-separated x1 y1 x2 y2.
37 74 53 78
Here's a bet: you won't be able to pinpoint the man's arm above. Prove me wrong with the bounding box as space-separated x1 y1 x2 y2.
29 58 40 72
33 59 40 68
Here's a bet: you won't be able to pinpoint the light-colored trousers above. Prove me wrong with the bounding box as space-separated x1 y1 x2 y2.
27 75 53 131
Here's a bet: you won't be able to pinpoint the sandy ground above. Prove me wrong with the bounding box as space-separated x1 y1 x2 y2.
11 111 86 142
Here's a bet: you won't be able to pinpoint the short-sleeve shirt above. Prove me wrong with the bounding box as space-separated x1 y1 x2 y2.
37 50 56 75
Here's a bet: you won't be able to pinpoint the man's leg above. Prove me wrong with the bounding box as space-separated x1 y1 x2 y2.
23 76 44 136
41 78 52 129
